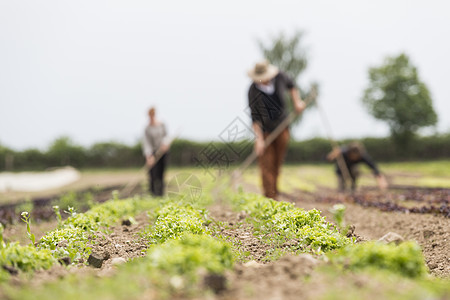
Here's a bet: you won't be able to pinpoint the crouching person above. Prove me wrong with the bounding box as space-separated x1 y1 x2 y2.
326 142 388 192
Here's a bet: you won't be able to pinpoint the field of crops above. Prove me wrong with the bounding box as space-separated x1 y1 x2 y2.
0 162 449 299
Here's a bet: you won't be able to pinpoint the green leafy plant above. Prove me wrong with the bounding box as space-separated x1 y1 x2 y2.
64 206 77 218
0 242 56 280
329 204 346 230
329 241 428 278
146 233 233 276
53 205 62 227
144 202 208 244
20 212 35 246
0 223 5 249
38 225 92 262
229 193 350 254
0 196 157 282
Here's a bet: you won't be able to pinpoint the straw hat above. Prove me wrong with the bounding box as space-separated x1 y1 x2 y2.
247 60 279 83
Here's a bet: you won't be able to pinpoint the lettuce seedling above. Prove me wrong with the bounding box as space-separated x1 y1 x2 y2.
20 212 36 246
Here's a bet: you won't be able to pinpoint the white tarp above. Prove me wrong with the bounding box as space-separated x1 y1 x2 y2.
0 167 80 192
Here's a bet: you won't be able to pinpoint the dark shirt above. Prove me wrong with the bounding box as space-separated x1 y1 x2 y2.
248 72 295 133
336 146 380 176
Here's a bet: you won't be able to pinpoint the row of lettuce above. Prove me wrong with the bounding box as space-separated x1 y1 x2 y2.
0 190 447 299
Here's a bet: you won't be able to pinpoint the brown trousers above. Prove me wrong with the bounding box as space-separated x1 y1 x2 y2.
258 128 290 199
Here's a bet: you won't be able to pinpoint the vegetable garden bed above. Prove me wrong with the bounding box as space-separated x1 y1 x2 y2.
0 187 449 299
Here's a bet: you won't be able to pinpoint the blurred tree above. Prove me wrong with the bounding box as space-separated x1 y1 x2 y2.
87 141 142 167
362 53 437 149
46 136 86 167
16 148 47 170
258 30 318 127
258 30 308 80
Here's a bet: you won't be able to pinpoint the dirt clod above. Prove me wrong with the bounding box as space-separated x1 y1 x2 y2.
111 257 127 266
203 273 227 294
87 252 105 268
121 219 132 226
58 257 71 266
423 230 434 239
2 265 18 275
57 240 68 248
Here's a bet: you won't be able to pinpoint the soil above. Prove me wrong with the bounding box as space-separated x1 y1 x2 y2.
0 184 145 225
283 188 450 278
2 181 449 299
7 212 151 290
206 189 450 300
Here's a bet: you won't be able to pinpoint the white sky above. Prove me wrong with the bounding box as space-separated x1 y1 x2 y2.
1 0 449 150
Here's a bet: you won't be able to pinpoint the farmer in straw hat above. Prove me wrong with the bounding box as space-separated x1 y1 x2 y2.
247 60 306 199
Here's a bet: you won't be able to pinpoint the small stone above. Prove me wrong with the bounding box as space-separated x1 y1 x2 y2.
297 254 319 266
88 253 105 268
428 263 438 270
57 240 68 248
243 260 261 268
378 232 404 245
346 225 356 237
423 230 434 239
122 219 132 226
170 275 184 289
2 265 18 275
203 273 227 294
111 257 127 265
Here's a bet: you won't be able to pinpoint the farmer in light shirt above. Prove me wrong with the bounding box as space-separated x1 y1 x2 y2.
142 107 170 196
